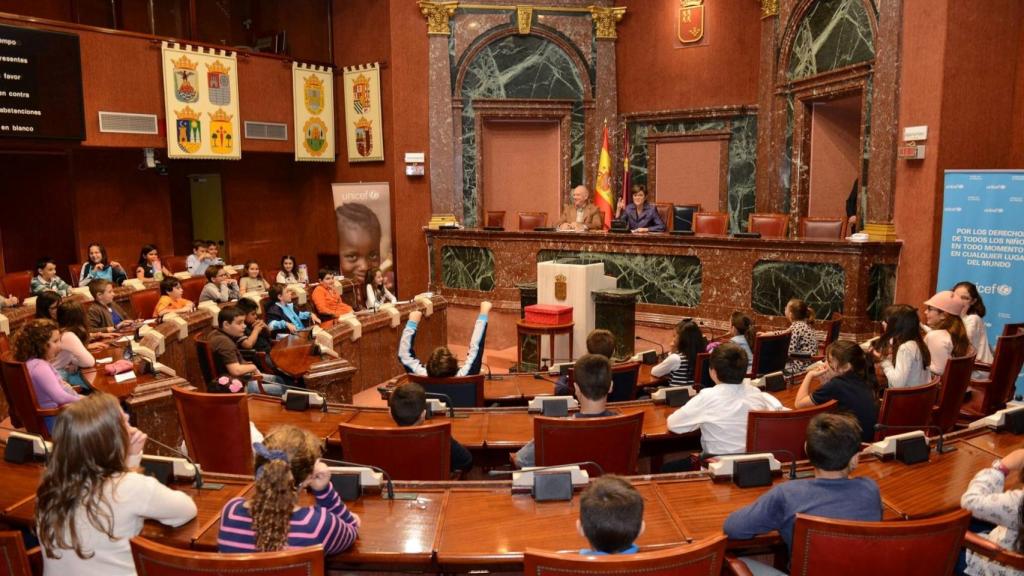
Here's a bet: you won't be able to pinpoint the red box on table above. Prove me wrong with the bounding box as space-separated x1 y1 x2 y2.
524 304 573 325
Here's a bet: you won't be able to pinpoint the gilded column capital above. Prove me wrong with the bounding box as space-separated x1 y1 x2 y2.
589 6 627 40
418 1 459 36
761 0 779 19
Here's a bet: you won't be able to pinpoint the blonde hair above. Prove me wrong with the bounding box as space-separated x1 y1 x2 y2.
250 426 322 551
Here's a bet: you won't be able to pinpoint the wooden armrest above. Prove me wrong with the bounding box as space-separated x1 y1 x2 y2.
38 406 62 417
973 361 992 372
27 546 42 576
963 531 1003 555
723 554 755 576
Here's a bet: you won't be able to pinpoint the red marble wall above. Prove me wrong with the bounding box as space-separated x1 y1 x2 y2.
615 0 761 113
1013 22 1024 167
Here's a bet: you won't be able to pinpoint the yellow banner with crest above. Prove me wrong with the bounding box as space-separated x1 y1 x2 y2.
161 42 241 160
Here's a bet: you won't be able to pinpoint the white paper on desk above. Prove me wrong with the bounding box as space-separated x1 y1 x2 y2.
117 336 131 343
114 370 137 383
142 319 157 325
96 357 114 365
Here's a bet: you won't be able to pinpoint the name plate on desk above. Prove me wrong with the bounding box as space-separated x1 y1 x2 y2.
114 370 137 383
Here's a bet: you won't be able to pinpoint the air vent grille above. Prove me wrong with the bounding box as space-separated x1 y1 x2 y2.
244 121 288 141
98 111 159 135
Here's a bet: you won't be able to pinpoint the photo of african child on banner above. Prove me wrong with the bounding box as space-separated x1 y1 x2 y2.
331 182 394 309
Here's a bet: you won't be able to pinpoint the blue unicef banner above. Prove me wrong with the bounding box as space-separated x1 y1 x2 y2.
937 170 1024 397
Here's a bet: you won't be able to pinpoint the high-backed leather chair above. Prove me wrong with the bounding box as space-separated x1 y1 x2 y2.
172 386 253 475
1 271 33 301
518 212 548 231
338 421 451 480
876 379 940 440
131 536 324 576
817 312 843 355
748 213 789 238
693 212 729 235
962 330 1024 418
653 202 673 231
1002 322 1024 337
931 353 975 432
694 351 712 389
1 356 61 439
534 411 643 475
672 204 700 232
407 373 485 408
180 276 206 304
129 287 160 319
67 263 83 286
746 400 837 461
0 530 40 576
566 361 642 403
787 509 970 576
749 331 792 377
963 531 1024 572
799 217 845 240
0 332 9 356
485 210 506 228
524 534 727 576
162 255 189 274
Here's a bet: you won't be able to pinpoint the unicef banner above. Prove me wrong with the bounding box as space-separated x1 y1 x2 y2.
937 170 1024 396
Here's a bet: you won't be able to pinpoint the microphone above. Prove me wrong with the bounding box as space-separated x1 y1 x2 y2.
1 425 51 461
424 392 456 419
635 335 665 358
144 436 204 489
873 424 954 454
488 460 606 477
278 383 329 413
533 373 559 385
482 362 494 381
319 458 394 499
714 449 799 479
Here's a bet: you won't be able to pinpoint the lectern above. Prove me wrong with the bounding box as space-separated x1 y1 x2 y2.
536 259 616 362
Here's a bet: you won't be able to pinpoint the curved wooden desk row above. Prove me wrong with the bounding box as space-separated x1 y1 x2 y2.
0 428 1015 572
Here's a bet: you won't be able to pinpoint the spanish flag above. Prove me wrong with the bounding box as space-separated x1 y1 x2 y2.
594 125 614 230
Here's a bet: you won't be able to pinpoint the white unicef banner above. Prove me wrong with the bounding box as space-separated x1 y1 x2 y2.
293 62 335 162
342 63 383 163
937 170 1024 396
161 42 241 160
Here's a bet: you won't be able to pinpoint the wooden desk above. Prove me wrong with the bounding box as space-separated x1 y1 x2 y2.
434 483 687 571
962 430 1023 458
0 459 44 516
246 395 357 440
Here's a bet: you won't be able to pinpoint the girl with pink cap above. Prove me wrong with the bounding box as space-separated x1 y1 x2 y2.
922 291 974 377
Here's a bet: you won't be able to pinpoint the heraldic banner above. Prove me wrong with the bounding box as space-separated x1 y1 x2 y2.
342 62 383 163
293 62 335 162
161 42 241 160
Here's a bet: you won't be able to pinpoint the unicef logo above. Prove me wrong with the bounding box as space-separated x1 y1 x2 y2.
997 284 1012 296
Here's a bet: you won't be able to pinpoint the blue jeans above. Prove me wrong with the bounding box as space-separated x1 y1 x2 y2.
247 374 284 397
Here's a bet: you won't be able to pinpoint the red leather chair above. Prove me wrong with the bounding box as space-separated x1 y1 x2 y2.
931 353 975 432
0 332 9 355
799 217 845 240
962 330 1024 418
875 379 940 440
533 411 644 475
338 421 451 480
653 202 673 231
67 263 83 286
749 331 792 377
485 210 506 228
963 531 1024 572
817 312 843 355
1002 322 1024 337
162 255 189 275
407 373 485 408
180 277 207 304
1 356 61 439
746 400 837 461
518 212 549 231
748 213 789 238
129 287 160 319
0 530 40 576
694 351 711 389
693 212 729 235
1 271 33 301
787 509 970 576
171 386 253 475
131 536 324 576
524 534 727 576
566 361 642 403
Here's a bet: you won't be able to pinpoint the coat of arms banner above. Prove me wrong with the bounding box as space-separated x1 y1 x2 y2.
342 62 384 163
161 42 241 160
293 62 335 162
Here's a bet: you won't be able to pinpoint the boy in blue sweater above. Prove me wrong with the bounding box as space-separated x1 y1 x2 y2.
399 301 490 377
723 413 881 574
578 475 645 555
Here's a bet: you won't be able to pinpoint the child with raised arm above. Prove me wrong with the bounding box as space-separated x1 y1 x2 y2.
398 301 491 377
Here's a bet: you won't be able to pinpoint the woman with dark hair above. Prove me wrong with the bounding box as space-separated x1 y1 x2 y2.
614 184 666 233
78 243 127 287
870 304 931 389
961 447 1024 576
12 318 82 431
35 392 196 574
795 340 877 442
53 301 97 389
34 291 62 320
652 320 707 386
954 281 994 364
135 244 170 280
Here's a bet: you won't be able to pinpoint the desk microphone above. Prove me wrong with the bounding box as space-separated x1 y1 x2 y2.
424 392 456 419
533 373 559 385
144 436 204 489
717 449 800 479
319 458 394 499
0 425 50 462
278 383 329 413
635 335 665 358
873 424 955 454
482 362 494 381
488 460 606 477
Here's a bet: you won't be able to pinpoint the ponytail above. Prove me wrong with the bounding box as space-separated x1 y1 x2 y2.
731 312 755 346
786 298 815 323
251 459 295 552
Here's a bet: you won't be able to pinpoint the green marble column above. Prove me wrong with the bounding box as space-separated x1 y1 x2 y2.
516 281 539 371
593 288 640 361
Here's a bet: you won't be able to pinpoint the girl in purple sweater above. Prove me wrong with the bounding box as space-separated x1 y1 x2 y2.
13 319 82 432
218 425 360 555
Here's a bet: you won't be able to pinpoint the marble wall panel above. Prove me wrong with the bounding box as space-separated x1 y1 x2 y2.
751 260 846 319
867 263 896 321
442 246 496 291
538 250 702 307
788 0 875 81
